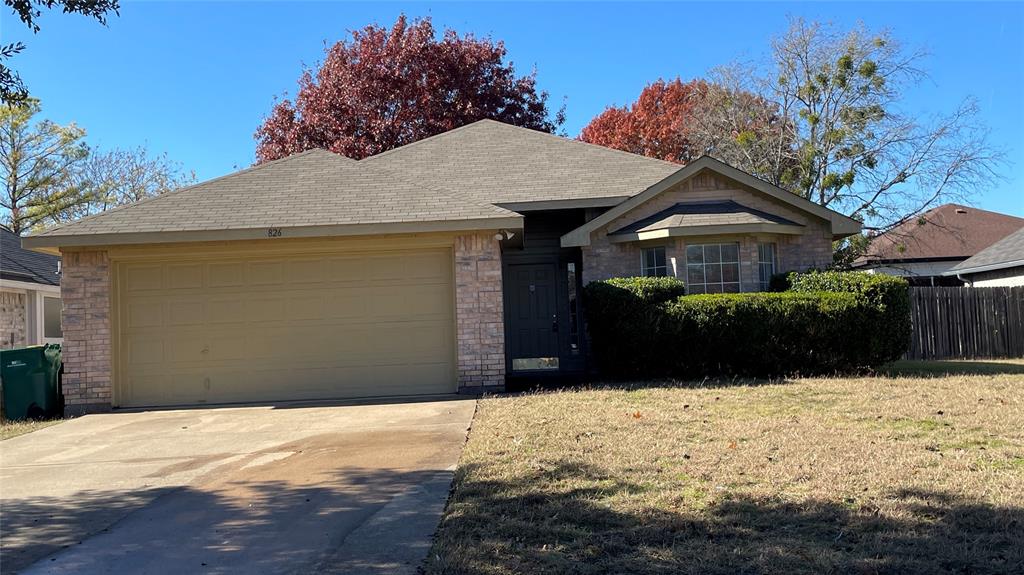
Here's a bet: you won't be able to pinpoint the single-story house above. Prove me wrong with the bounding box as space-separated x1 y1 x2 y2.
944 225 1024 287
852 204 1024 286
23 120 860 414
1 225 62 348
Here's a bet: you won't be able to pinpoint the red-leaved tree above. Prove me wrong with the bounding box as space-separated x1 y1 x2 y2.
579 77 794 182
579 79 708 164
255 15 564 163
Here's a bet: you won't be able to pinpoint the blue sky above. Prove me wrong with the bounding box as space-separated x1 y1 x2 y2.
6 1 1023 215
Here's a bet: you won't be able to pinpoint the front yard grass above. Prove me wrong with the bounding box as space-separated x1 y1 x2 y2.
426 364 1024 574
0 418 64 441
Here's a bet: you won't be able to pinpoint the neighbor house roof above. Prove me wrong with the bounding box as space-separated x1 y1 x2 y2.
361 119 682 209
856 204 1024 265
23 149 522 252
607 200 804 242
1 226 60 286
945 225 1024 276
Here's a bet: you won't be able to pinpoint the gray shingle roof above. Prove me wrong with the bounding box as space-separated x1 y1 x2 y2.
949 225 1024 274
25 120 853 251
362 119 682 205
1 226 60 285
610 200 802 235
31 149 517 238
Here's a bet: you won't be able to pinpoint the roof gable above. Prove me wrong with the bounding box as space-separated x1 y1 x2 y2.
561 156 861 247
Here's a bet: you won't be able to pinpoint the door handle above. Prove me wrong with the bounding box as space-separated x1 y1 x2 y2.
551 315 559 333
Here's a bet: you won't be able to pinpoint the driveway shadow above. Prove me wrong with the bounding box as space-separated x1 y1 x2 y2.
2 467 453 574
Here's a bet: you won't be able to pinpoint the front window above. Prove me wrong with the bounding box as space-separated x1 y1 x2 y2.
641 246 668 277
758 243 777 291
686 243 740 293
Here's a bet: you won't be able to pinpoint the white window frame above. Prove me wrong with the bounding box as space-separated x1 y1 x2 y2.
757 243 778 291
685 242 741 293
640 246 668 277
2 279 62 345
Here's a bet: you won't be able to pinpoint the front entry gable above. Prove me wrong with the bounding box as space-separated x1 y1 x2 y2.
560 156 861 248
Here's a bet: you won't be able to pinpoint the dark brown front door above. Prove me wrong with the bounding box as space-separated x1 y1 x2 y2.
507 263 560 371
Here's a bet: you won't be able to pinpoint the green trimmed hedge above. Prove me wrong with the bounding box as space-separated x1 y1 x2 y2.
789 271 911 366
583 272 910 378
584 277 687 377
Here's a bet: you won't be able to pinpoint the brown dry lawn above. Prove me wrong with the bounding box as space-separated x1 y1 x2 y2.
0 418 63 441
426 360 1024 575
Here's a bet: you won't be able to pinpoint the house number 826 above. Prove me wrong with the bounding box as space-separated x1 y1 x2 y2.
267 227 282 237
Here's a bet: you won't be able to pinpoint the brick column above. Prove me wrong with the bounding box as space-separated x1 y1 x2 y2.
60 249 112 415
454 233 505 393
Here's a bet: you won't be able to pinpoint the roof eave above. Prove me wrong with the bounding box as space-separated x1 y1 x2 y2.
943 259 1024 276
608 223 806 243
495 196 629 212
22 216 524 253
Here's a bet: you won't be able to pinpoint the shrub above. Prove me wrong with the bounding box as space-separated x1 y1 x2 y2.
583 271 910 378
788 271 910 364
594 276 689 303
583 277 686 377
659 292 867 376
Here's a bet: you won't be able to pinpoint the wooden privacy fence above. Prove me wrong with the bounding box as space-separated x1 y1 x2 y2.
907 286 1024 360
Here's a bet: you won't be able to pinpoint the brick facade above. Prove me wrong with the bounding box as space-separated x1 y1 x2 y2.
59 249 112 415
454 232 506 393
0 291 27 349
581 172 834 287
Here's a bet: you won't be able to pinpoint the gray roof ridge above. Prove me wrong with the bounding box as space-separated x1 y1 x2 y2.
31 148 335 238
515 122 684 170
359 120 491 163
360 118 683 172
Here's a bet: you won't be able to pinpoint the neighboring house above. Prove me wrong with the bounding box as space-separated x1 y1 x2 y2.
1 225 62 348
853 204 1024 286
944 226 1024 287
22 120 859 414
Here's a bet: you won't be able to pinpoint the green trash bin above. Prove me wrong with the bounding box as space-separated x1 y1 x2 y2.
0 344 62 421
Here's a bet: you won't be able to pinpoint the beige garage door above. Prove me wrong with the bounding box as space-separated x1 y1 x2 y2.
116 248 455 407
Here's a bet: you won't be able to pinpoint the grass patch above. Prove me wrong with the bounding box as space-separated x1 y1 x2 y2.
0 418 63 441
427 370 1024 575
886 358 1024 377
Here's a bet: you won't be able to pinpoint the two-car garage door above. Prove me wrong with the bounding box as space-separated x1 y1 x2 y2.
116 248 456 407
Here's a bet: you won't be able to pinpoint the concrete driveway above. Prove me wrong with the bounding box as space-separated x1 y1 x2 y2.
0 398 476 574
